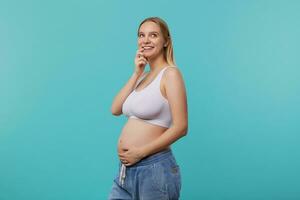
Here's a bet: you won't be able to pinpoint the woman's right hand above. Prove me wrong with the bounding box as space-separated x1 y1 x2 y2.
134 47 148 76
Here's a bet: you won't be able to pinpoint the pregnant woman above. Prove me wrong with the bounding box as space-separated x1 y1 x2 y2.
108 17 188 200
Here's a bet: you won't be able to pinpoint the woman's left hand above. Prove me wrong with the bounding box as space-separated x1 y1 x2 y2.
118 146 144 166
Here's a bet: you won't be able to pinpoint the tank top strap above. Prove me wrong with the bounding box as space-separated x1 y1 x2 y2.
134 72 148 89
157 66 173 80
152 66 172 88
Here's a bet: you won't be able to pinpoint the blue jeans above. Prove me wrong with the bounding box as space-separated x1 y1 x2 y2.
108 149 181 200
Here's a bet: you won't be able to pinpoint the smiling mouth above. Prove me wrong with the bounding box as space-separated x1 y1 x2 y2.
143 46 154 51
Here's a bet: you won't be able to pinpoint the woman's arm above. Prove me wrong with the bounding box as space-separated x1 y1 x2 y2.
111 47 148 116
110 71 145 116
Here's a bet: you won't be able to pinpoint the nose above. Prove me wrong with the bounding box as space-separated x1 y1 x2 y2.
139 35 151 47
143 35 151 43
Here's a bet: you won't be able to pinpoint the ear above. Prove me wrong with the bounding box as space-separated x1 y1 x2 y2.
164 41 169 47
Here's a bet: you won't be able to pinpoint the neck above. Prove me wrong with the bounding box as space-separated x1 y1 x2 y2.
147 53 168 73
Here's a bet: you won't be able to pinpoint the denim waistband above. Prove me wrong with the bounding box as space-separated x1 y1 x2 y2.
128 148 173 167
118 149 173 187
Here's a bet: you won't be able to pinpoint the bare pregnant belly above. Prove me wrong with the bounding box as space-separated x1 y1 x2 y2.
118 118 168 154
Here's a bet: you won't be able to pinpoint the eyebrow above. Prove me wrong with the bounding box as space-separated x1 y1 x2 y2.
138 31 159 35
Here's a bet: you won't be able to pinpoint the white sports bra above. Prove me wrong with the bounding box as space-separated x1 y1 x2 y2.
122 66 173 128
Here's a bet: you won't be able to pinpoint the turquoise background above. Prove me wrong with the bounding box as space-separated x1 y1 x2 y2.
1 0 300 199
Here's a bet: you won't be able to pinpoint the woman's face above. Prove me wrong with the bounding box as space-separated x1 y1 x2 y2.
138 21 166 60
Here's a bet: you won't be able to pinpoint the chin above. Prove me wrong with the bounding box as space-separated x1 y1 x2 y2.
145 53 158 60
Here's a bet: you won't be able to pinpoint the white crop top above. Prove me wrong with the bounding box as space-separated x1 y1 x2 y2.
122 66 173 128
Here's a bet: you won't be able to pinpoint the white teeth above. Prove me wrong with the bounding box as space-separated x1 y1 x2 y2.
144 46 153 49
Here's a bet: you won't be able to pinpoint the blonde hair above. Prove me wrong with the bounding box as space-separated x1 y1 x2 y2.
137 17 176 67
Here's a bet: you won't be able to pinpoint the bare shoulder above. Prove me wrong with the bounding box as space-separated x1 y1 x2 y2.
161 66 186 96
163 66 185 83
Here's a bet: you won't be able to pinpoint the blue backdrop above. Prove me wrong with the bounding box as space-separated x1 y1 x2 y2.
1 0 300 199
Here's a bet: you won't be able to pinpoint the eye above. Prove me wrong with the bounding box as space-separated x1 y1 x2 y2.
138 33 157 38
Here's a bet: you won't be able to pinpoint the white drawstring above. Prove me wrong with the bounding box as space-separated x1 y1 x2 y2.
119 164 126 187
